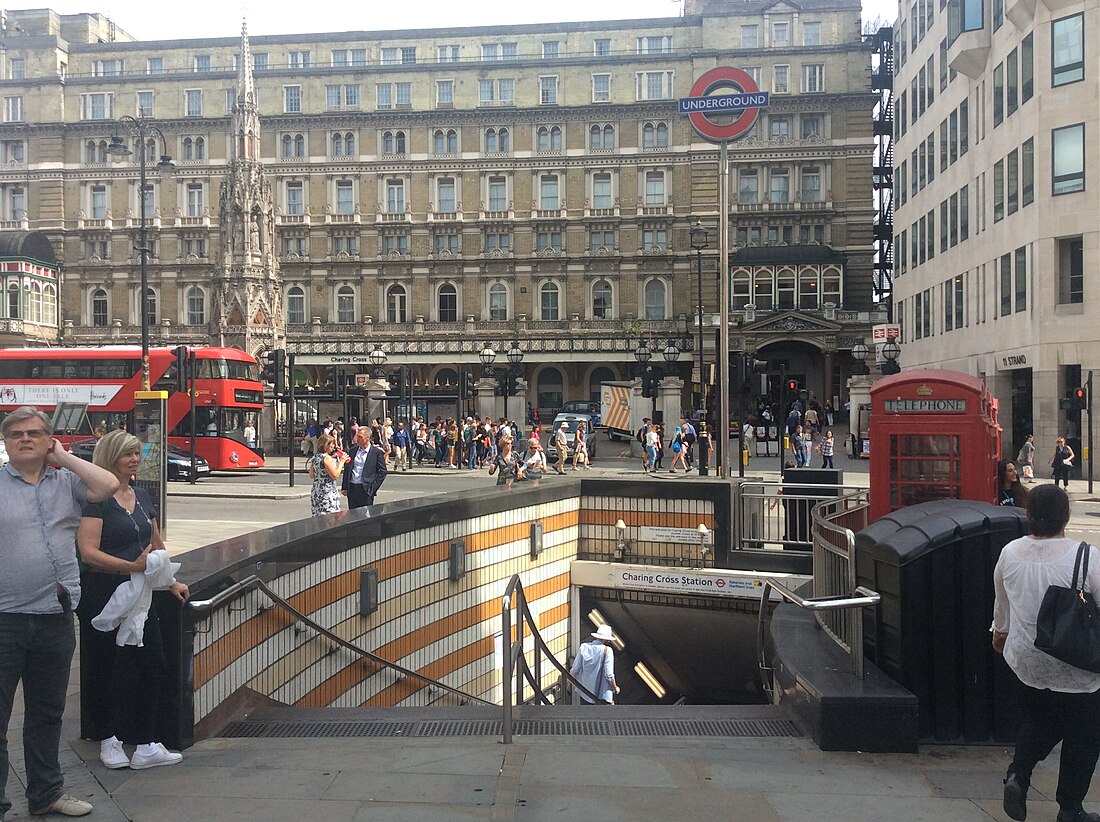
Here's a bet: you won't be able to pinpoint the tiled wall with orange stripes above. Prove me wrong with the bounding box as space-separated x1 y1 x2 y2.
580 494 716 566
190 499 577 728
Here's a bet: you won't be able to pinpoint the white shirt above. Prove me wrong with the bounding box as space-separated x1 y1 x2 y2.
993 535 1100 692
350 443 371 484
524 450 546 470
569 640 616 703
646 430 659 447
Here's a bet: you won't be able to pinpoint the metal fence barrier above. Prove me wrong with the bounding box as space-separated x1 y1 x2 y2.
736 481 866 553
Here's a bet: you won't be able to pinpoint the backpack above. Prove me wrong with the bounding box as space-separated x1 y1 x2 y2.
684 428 697 445
636 426 646 444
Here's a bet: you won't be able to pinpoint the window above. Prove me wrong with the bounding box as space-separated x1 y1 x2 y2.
592 74 611 103
281 236 307 257
637 35 672 53
536 125 562 152
326 85 359 111
92 289 108 327
594 39 612 57
801 64 824 93
376 82 412 109
773 65 789 93
186 183 204 217
590 124 615 150
1007 48 1018 116
433 128 458 154
144 287 158 327
592 173 612 209
537 230 562 252
642 229 667 251
540 282 560 320
489 283 508 320
1022 33 1034 103
436 45 459 63
803 21 821 45
78 93 109 121
540 175 560 210
382 130 406 155
84 140 106 164
1007 149 1019 214
801 167 821 202
801 115 821 139
289 50 310 68
1 140 23 164
1000 253 1012 316
386 179 405 213
182 136 205 161
253 53 268 70
1022 137 1034 207
481 42 517 61
960 184 969 240
89 185 107 219
770 168 790 203
644 171 665 205
6 187 24 221
1014 246 1027 312
377 83 392 109
940 38 949 91
539 76 558 105
331 131 355 157
960 98 969 155
940 200 949 252
136 91 154 117
742 25 759 48
1052 14 1084 86
185 286 205 325
993 63 1003 127
332 235 357 256
336 286 355 323
739 169 759 203
949 111 958 165
283 85 302 114
772 21 790 46
543 41 560 59
146 57 164 74
287 287 305 324
335 179 354 214
185 89 202 117
485 127 510 154
280 132 306 158
225 89 236 112
435 283 458 321
181 237 205 257
386 284 408 322
1053 124 1085 195
769 117 790 140
436 80 454 107
993 159 1004 222
485 232 510 253
487 176 508 212
592 280 612 319
637 71 674 100
436 178 456 214
642 121 668 148
1058 236 1084 304
644 280 666 319
193 54 210 73
383 234 408 256
590 229 614 251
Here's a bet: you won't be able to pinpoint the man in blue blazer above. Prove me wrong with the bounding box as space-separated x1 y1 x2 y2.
341 426 388 509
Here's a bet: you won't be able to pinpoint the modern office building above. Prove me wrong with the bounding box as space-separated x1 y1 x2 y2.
891 0 1096 460
0 1 880 428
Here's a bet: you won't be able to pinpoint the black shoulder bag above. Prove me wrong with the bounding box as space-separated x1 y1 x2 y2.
1034 542 1100 673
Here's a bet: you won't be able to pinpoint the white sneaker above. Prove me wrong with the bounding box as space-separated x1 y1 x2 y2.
99 737 129 770
130 742 183 770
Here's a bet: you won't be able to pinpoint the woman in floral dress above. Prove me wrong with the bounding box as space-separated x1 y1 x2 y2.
308 433 347 515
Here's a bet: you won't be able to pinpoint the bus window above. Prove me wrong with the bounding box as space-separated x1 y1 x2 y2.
94 413 130 434
92 358 140 380
226 360 258 381
194 408 218 436
219 409 249 445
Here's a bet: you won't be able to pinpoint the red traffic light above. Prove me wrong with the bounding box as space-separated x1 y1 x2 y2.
1075 388 1087 400
787 380 797 391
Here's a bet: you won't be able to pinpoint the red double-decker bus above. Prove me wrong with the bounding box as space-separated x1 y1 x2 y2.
0 346 265 470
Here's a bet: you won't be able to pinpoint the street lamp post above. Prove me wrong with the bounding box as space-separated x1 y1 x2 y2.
106 117 175 391
880 340 902 375
689 221 709 415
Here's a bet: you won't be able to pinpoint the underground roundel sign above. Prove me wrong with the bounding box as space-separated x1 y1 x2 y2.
680 66 770 143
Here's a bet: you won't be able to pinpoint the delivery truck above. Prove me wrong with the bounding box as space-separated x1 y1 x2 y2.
600 382 644 441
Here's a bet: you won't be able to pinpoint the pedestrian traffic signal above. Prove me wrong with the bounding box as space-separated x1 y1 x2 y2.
1075 386 1088 411
464 371 476 400
173 345 189 393
642 366 661 399
264 348 286 397
787 379 798 393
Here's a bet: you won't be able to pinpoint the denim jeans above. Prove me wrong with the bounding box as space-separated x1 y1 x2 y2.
0 612 77 816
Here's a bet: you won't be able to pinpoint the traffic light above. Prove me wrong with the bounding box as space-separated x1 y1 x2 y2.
173 345 189 393
642 366 660 399
749 359 769 374
1075 386 1088 411
265 349 286 398
464 371 476 400
787 379 798 395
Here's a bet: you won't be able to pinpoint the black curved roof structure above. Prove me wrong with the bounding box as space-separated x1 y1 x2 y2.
0 231 58 266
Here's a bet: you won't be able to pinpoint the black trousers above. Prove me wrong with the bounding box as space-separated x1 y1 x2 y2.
347 482 376 509
1009 683 1100 809
77 572 166 744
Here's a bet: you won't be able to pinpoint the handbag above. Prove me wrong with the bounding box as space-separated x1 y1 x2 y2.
1034 542 1100 673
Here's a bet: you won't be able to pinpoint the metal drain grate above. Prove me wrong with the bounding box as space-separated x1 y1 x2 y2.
219 716 800 740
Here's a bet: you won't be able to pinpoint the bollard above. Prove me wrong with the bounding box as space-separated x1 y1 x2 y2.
698 430 710 476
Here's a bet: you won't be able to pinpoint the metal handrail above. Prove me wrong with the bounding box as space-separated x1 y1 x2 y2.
188 575 491 707
810 489 871 649
756 577 881 695
501 574 597 743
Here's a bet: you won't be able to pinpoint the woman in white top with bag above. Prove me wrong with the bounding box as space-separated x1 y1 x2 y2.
993 484 1100 822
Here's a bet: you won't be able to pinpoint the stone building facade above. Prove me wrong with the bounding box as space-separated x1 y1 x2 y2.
0 1 881 425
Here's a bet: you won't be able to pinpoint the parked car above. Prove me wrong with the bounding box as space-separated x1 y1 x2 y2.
68 438 211 481
558 400 602 428
545 413 597 462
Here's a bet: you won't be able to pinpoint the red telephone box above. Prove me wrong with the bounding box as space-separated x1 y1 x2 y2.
869 370 1001 521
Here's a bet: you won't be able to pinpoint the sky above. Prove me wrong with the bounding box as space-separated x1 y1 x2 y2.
6 0 897 41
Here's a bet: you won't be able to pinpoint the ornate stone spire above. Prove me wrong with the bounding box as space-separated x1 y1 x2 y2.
213 19 282 353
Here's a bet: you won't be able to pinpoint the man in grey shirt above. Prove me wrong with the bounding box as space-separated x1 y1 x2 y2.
0 407 118 819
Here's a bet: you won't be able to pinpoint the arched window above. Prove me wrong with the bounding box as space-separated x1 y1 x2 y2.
145 138 158 163
540 281 560 320
799 266 819 309
287 286 305 324
395 130 406 154
435 368 458 388
186 286 205 325
85 140 96 164
144 287 158 326
643 121 669 148
589 124 602 149
489 282 508 320
604 124 615 148
281 133 292 158
537 126 563 151
29 282 42 323
386 283 407 323
589 366 616 403
754 269 774 310
537 367 564 419
732 268 752 309
91 288 107 326
382 130 395 153
42 284 57 327
183 136 194 160
336 285 355 323
643 279 666 320
344 132 355 155
498 127 510 152
592 279 612 319
294 133 305 157
191 136 205 160
433 129 446 154
332 132 343 156
85 139 108 163
446 129 457 153
438 282 458 322
486 128 498 153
